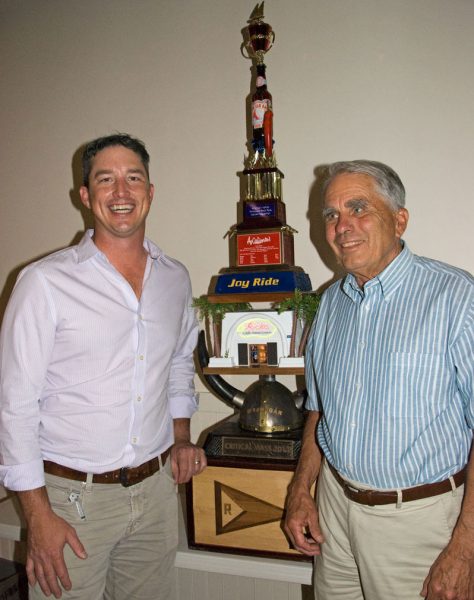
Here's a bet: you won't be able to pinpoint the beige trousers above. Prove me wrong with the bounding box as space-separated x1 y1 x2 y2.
314 460 464 600
29 460 178 600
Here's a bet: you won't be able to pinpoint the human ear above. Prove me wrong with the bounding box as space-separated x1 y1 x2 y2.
395 208 409 238
79 186 91 209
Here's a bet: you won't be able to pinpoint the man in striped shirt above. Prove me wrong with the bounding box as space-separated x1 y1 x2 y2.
285 160 473 599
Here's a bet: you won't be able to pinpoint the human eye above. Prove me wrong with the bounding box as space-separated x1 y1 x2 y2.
127 170 146 183
94 171 114 184
322 209 338 223
98 176 113 184
350 200 368 216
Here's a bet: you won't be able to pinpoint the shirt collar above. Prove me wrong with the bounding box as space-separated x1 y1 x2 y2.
342 242 414 303
142 237 162 260
76 230 163 263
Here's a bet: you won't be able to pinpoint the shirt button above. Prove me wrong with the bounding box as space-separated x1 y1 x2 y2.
132 437 137 444
364 304 370 312
139 355 144 361
350 422 356 428
359 341 366 349
355 382 362 390
139 314 144 320
137 395 142 402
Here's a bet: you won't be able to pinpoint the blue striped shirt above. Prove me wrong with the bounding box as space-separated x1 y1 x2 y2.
306 244 474 488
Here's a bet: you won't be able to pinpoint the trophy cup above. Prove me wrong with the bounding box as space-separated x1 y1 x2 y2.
243 2 275 65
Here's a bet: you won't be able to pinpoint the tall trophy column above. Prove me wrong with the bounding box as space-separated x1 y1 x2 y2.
187 3 317 561
210 2 311 298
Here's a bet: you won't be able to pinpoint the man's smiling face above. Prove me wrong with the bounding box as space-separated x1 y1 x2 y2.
323 173 408 287
79 145 154 243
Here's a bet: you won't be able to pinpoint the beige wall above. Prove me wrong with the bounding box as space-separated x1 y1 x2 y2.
1 0 473 418
0 0 473 582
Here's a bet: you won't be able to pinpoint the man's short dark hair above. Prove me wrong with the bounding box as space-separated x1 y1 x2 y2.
82 133 150 187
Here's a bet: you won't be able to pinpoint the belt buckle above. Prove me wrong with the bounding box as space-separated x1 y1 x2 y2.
119 467 132 487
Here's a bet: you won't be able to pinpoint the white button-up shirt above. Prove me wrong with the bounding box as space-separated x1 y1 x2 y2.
0 231 198 491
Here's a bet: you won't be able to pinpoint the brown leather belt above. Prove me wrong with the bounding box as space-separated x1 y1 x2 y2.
329 463 466 506
44 449 171 488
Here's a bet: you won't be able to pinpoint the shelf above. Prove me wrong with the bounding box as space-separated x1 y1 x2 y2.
205 292 296 303
202 366 304 375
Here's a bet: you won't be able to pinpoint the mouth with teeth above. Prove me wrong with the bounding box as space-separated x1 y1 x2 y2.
110 204 134 214
338 239 363 250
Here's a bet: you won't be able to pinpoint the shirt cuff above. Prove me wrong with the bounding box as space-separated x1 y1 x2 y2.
168 394 199 419
0 459 46 491
305 396 321 411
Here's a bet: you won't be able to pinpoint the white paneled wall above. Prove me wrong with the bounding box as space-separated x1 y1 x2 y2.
176 570 314 600
0 538 19 563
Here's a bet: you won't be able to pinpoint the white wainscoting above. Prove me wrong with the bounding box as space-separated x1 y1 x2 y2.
175 571 314 600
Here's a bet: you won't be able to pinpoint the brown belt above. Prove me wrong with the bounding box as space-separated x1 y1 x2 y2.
44 449 171 488
329 463 466 506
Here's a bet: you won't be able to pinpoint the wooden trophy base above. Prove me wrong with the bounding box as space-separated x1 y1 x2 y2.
186 418 311 561
186 457 310 561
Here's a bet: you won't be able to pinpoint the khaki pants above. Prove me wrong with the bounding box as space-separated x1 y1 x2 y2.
314 460 464 600
30 460 178 600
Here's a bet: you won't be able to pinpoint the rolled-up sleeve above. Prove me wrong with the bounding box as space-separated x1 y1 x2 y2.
305 295 327 413
452 297 474 429
167 277 199 419
0 268 56 490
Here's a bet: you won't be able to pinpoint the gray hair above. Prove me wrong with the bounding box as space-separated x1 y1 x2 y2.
324 160 406 210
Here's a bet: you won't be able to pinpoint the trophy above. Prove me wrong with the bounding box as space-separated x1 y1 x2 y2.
187 4 316 561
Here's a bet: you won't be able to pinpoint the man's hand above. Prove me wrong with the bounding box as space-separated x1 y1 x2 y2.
421 539 474 599
422 445 474 599
284 410 324 556
284 484 324 556
170 440 207 484
171 418 207 484
18 487 87 598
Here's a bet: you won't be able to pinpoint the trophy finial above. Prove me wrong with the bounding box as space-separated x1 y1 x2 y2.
244 1 274 65
248 2 265 24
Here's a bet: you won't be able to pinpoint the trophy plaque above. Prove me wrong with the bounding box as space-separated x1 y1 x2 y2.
204 414 302 460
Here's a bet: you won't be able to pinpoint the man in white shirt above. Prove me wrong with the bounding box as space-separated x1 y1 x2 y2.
0 133 205 599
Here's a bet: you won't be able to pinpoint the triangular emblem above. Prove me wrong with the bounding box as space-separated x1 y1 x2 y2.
214 480 283 534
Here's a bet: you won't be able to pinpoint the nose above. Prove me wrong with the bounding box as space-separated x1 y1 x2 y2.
334 212 352 235
114 177 130 198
